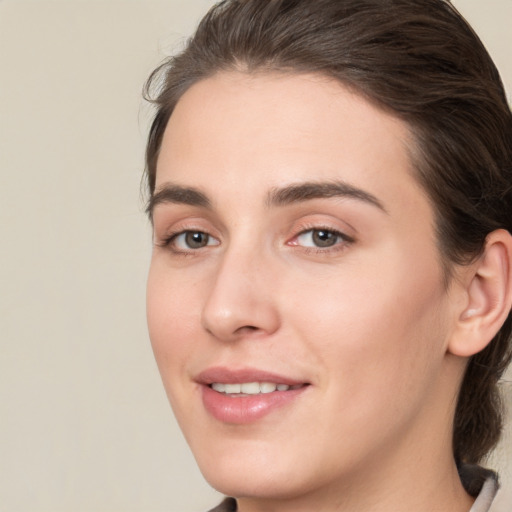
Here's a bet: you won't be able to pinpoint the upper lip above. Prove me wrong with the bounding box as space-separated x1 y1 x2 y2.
196 366 308 386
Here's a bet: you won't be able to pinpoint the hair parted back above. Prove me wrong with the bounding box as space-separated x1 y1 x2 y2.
144 0 512 465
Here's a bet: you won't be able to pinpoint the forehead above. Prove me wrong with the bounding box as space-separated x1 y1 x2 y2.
156 71 428 218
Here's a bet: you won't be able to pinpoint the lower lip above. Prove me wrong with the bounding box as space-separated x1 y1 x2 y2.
201 385 308 424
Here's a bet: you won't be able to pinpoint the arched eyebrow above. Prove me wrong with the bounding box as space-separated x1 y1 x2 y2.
266 181 387 213
147 180 387 220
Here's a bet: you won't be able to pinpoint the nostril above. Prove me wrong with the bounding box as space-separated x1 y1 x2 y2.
236 325 259 333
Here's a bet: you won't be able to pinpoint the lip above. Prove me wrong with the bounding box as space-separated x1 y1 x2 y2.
196 366 307 386
196 366 310 424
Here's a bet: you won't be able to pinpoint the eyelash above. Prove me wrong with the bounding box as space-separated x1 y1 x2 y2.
157 226 355 256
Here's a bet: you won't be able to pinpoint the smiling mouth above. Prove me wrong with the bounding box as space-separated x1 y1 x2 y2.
209 382 308 395
201 373 310 423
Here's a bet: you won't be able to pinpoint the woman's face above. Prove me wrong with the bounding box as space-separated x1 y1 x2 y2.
147 72 462 501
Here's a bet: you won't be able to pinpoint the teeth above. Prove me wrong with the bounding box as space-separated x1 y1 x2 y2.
241 382 260 394
210 382 293 394
224 383 241 394
260 382 277 393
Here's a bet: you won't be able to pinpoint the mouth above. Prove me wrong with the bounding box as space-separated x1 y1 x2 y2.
210 381 306 395
196 367 310 424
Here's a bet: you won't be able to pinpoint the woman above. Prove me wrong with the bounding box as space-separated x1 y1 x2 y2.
143 1 512 511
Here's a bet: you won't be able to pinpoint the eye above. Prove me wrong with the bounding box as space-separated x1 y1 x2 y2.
294 228 350 248
170 230 219 250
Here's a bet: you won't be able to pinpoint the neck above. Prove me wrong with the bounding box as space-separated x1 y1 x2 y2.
236 450 474 512
236 358 475 512
237 378 474 512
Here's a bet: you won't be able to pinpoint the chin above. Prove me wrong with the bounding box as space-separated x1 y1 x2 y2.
192 441 307 499
203 468 306 502
193 436 344 504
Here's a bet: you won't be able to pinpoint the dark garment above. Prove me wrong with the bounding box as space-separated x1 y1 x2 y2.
208 497 237 512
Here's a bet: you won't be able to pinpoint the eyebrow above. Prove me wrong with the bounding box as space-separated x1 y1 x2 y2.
267 181 387 212
146 184 211 218
147 180 387 219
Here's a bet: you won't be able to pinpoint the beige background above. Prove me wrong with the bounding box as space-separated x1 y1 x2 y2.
0 1 510 511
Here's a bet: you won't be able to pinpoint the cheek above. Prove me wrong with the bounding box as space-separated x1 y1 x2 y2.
287 250 449 407
146 260 201 381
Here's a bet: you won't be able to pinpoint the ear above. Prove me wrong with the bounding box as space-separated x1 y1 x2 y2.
448 229 512 357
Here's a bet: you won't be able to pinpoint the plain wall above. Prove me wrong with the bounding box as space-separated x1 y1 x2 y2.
0 1 510 511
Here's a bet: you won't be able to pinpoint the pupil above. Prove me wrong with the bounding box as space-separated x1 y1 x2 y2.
313 230 336 247
186 231 208 248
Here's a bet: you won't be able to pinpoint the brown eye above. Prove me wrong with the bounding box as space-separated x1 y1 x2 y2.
184 231 210 249
169 230 220 251
311 230 338 247
296 229 345 248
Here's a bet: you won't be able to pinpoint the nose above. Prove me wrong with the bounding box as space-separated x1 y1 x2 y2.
201 247 281 342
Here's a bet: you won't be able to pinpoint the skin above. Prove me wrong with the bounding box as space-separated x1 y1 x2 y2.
146 72 476 512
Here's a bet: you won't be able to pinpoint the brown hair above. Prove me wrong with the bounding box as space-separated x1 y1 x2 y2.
143 0 512 465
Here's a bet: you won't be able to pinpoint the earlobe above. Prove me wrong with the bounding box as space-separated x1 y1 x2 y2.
448 229 512 358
